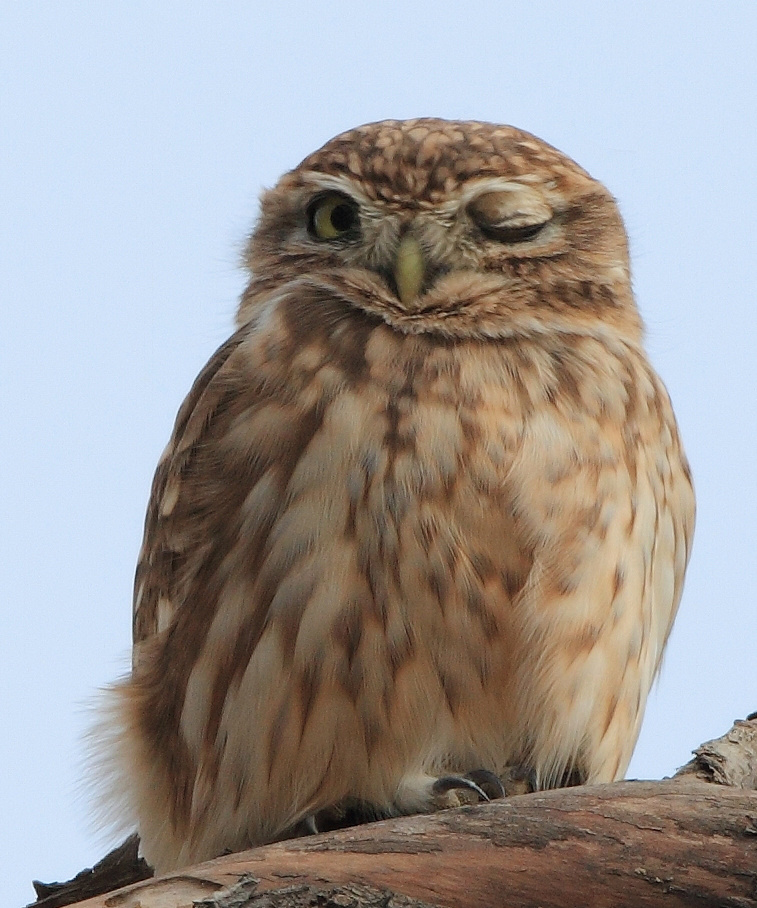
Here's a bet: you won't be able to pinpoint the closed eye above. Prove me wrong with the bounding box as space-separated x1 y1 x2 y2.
477 222 547 244
467 189 552 245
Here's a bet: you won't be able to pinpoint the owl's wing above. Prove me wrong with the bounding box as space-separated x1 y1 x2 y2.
131 316 318 657
133 330 232 648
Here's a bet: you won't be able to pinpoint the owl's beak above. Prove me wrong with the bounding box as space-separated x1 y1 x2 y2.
393 235 425 306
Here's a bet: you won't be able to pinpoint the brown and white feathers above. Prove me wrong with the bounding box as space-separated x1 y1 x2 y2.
97 119 695 872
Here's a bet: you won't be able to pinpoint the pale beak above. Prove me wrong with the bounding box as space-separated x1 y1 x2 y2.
393 235 425 306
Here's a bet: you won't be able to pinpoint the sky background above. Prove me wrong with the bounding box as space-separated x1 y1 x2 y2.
2 4 756 905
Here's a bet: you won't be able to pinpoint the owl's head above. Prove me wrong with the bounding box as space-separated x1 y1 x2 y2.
242 119 640 341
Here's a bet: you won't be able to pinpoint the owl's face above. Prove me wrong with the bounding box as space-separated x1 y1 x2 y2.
243 119 639 341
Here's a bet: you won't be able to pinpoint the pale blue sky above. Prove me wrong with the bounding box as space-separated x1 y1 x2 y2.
3 4 756 905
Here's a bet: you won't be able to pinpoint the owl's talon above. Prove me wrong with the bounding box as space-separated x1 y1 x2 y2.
463 768 506 800
432 774 490 803
304 814 320 835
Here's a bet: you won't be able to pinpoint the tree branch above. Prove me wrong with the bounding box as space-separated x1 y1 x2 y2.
28 716 757 908
674 714 757 789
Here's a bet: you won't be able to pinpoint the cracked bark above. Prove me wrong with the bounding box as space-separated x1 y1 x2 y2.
28 717 757 908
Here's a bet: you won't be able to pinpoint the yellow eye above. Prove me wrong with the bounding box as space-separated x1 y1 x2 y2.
308 193 359 240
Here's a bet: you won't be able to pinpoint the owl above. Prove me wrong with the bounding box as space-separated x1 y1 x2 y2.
98 119 695 873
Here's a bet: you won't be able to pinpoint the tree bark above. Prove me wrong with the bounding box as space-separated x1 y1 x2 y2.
30 717 757 908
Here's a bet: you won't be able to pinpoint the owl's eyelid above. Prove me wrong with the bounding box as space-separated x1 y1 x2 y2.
475 218 553 245
465 184 555 234
482 225 546 244
485 213 552 229
468 198 559 245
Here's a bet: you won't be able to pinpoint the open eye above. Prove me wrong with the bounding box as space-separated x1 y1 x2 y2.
467 189 552 244
307 192 360 240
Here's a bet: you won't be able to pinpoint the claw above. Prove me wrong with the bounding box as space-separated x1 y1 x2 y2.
304 814 320 835
432 774 490 802
464 768 506 800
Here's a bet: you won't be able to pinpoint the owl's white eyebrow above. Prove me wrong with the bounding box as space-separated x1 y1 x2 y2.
458 178 547 204
301 173 376 207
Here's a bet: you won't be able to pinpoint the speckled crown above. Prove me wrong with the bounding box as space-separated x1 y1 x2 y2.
294 118 592 203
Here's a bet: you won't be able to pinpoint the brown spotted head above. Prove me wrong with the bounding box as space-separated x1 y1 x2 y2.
242 119 640 341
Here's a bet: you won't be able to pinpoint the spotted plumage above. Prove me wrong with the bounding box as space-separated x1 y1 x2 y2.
97 119 695 873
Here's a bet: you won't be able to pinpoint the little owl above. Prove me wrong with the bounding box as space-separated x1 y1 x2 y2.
98 119 695 873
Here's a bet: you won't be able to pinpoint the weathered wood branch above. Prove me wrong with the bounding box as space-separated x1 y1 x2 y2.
28 837 151 908
29 717 757 908
675 713 757 790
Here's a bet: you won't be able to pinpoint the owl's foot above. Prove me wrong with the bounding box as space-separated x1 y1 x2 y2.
300 799 387 836
499 764 538 795
298 768 506 838
431 768 506 807
461 767 508 799
494 763 585 794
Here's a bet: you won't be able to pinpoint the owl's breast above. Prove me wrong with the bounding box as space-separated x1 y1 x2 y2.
299 321 695 781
